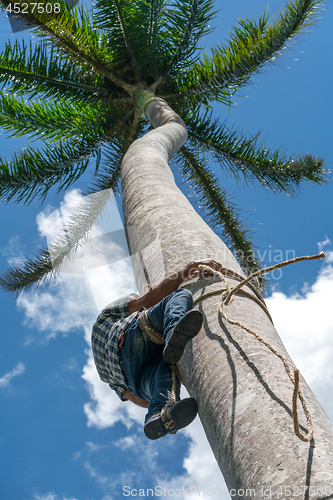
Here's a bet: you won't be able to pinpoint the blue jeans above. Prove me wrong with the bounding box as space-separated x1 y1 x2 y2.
119 288 193 421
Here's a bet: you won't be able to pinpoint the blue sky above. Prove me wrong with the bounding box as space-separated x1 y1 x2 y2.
0 2 332 500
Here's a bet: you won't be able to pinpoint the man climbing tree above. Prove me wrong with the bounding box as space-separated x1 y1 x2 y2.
92 259 222 439
0 0 332 494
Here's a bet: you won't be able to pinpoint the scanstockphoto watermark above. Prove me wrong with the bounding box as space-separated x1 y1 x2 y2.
235 247 296 280
123 486 227 497
123 485 333 498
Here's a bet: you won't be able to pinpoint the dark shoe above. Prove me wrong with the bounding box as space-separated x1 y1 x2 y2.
163 310 203 364
144 398 198 440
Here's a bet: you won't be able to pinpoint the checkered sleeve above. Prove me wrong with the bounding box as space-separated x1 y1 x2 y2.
101 293 139 319
110 383 128 401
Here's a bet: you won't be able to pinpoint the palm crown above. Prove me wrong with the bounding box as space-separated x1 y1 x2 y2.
0 0 327 294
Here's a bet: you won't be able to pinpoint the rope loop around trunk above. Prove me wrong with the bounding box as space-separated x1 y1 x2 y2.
193 252 325 442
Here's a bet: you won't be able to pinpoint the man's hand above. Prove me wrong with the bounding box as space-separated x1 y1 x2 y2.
183 259 223 280
123 389 149 408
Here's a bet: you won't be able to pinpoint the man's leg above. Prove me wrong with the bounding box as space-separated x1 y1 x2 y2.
147 288 193 336
139 289 200 439
119 319 159 399
119 322 180 410
147 288 203 364
119 289 201 439
141 357 180 416
119 308 198 440
141 358 198 440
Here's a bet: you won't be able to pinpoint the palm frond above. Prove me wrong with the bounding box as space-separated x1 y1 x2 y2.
0 108 145 294
0 248 53 295
112 0 141 78
0 189 115 294
89 144 124 195
166 0 322 104
0 90 112 142
148 0 169 46
0 137 102 204
93 0 168 82
185 110 328 193
0 99 139 204
0 0 136 94
93 0 217 85
174 145 262 281
162 0 217 75
0 39 115 103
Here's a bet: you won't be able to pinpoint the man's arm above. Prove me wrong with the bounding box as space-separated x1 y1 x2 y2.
123 389 149 408
128 259 223 314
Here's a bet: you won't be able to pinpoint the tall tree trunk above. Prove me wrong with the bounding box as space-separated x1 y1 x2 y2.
121 99 333 497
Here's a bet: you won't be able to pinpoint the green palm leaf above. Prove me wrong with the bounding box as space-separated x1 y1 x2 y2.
0 0 136 94
0 189 114 294
0 0 328 296
162 0 217 74
93 0 168 83
0 101 137 203
0 39 114 103
0 91 108 142
0 137 101 204
184 110 327 193
0 249 54 295
0 110 145 294
166 0 322 104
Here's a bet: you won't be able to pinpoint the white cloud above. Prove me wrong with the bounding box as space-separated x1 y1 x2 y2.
114 435 136 450
16 256 138 344
0 234 25 267
151 386 228 499
36 200 65 243
36 188 126 275
76 415 228 498
32 492 77 500
82 351 146 429
86 258 137 311
0 362 25 387
17 274 97 343
33 494 58 500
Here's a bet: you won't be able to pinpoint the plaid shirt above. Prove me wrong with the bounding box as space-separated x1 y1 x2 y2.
91 293 139 401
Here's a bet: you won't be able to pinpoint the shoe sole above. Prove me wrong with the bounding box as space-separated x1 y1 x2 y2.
144 398 198 440
163 310 203 364
170 397 198 431
144 415 168 440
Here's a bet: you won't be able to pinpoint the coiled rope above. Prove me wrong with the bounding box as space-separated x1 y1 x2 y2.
192 251 325 442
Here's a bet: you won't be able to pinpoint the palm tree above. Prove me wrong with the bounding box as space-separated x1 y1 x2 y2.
0 0 332 492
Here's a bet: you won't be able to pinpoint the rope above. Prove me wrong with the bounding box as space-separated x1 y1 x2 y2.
224 253 325 305
194 252 324 442
161 400 178 434
137 309 165 344
194 287 274 324
159 365 181 435
170 364 178 402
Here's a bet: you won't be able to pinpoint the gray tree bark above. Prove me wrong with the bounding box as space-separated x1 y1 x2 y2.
121 98 333 499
